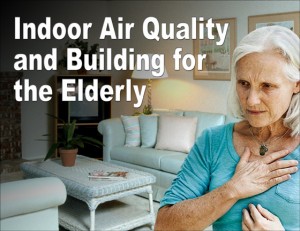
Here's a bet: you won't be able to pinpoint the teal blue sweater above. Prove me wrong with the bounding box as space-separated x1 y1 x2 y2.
160 123 299 230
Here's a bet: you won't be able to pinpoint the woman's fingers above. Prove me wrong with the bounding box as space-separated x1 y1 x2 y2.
231 148 297 199
269 159 298 172
239 147 251 164
262 149 290 164
242 221 250 231
248 204 262 221
269 166 298 178
268 173 292 187
267 159 298 186
256 204 277 221
242 204 285 231
242 208 254 227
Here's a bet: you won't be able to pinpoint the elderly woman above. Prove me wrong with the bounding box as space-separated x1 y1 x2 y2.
155 25 299 230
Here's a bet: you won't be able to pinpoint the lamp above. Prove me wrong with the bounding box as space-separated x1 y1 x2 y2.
131 54 168 114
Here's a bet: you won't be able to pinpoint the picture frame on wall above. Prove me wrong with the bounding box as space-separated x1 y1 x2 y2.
248 11 300 36
193 18 236 81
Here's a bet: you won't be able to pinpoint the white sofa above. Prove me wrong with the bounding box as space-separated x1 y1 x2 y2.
0 177 67 231
98 110 237 201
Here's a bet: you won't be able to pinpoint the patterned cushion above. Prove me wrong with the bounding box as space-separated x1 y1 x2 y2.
121 115 140 147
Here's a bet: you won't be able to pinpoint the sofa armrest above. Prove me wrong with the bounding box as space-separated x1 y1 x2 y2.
98 118 125 161
0 177 67 219
225 115 241 124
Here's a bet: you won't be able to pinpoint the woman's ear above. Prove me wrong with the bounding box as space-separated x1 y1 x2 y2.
293 81 300 94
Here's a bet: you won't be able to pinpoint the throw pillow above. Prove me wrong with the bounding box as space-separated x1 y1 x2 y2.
155 115 198 153
121 115 140 147
139 114 158 148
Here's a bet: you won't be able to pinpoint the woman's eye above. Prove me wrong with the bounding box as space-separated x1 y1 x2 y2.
238 80 250 88
262 83 272 89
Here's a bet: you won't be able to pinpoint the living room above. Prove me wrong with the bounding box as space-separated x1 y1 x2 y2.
1 1 299 230
0 0 297 161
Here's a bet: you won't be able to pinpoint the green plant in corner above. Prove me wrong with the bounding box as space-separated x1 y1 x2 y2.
42 114 103 161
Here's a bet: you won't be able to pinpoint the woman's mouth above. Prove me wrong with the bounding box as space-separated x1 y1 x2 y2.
247 109 265 115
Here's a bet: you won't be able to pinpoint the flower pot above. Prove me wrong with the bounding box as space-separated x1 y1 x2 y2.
58 148 78 167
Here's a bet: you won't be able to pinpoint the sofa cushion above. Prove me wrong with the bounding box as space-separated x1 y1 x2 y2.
184 111 225 138
225 115 241 124
121 115 140 147
139 114 158 148
110 146 184 170
155 115 198 153
160 153 187 174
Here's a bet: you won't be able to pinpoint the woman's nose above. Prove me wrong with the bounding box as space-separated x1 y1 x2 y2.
247 89 261 106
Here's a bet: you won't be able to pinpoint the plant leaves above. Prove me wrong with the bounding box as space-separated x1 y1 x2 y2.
81 136 103 147
67 120 76 143
42 113 104 161
46 113 65 124
44 143 61 161
71 138 84 148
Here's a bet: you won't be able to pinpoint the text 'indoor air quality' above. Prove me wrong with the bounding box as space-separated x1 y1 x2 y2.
13 17 229 106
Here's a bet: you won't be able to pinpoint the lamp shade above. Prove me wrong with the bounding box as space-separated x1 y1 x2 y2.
131 54 168 79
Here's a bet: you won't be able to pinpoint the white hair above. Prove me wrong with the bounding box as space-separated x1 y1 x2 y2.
227 25 300 136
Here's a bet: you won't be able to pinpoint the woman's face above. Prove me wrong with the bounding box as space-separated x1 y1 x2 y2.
236 52 299 128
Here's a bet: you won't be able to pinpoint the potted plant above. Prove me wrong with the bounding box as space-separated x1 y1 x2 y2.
58 39 100 74
43 114 103 167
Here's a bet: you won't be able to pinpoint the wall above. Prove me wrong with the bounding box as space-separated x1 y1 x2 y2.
1 1 110 160
0 1 299 160
108 1 299 116
0 72 22 162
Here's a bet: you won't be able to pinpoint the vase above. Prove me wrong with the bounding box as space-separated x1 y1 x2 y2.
59 148 78 167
